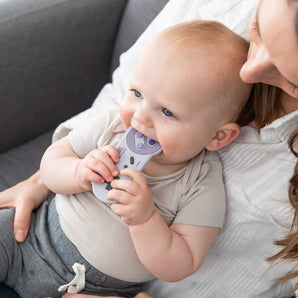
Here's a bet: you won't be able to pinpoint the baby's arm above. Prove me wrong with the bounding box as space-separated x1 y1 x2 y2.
130 214 219 282
40 136 119 195
106 167 219 282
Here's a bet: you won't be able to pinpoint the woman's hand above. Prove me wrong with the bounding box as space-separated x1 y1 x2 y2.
0 170 52 242
59 292 153 298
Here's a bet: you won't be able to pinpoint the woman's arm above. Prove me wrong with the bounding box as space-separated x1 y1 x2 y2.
0 170 52 242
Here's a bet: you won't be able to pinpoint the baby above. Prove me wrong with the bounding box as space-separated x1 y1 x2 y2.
0 21 253 297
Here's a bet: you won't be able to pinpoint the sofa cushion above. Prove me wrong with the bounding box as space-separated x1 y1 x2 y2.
111 0 169 72
0 0 127 153
0 131 52 191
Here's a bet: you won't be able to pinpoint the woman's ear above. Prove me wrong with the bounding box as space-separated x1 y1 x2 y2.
205 123 240 151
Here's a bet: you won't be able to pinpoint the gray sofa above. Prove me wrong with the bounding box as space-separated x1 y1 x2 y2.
0 0 168 191
0 0 168 296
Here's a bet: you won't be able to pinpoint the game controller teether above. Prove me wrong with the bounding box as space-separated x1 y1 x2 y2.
92 127 162 204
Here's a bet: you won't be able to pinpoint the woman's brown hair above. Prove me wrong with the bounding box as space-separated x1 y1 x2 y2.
267 129 298 291
236 83 282 128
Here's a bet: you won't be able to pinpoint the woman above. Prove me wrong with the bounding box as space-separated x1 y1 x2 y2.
0 0 297 297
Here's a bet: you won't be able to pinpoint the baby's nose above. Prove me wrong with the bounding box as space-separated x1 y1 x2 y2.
134 108 154 128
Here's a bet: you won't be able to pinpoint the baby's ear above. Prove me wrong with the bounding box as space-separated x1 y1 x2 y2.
205 123 240 151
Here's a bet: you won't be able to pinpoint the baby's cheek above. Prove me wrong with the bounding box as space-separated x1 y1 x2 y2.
158 139 177 158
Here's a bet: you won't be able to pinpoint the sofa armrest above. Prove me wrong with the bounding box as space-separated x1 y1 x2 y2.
0 0 127 153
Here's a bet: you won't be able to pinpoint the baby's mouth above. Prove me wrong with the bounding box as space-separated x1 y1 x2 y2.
130 121 157 142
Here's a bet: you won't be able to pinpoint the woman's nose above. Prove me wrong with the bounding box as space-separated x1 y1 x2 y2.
240 43 279 85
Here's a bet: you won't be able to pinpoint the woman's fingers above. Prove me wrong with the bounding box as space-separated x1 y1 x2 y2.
13 201 32 242
0 171 52 242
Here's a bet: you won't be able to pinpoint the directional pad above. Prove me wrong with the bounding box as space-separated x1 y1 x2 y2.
104 176 120 191
105 182 112 191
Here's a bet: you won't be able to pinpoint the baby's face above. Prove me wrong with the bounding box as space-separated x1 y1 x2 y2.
120 39 247 166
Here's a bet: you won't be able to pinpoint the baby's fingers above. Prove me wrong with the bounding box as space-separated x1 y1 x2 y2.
107 188 132 205
110 178 138 196
120 168 147 186
83 168 104 186
101 145 119 164
89 149 119 181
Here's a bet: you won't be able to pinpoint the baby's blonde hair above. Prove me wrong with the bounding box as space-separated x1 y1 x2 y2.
153 20 252 123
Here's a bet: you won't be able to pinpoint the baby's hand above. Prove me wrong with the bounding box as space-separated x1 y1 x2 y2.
76 145 119 191
106 168 155 225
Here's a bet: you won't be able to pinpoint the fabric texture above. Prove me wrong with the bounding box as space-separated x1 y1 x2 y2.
0 130 53 191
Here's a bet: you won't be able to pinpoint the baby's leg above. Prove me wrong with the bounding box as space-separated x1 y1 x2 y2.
0 208 19 283
0 199 146 297
0 200 78 298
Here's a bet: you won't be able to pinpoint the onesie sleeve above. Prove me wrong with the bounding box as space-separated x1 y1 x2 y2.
174 151 226 228
68 109 123 158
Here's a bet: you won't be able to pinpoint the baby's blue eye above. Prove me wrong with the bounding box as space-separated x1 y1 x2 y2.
162 108 174 118
134 90 143 99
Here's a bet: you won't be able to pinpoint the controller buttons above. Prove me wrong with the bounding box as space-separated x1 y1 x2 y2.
124 165 128 168
105 182 112 191
134 131 145 150
105 176 120 191
148 139 156 146
130 156 134 164
136 142 144 150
